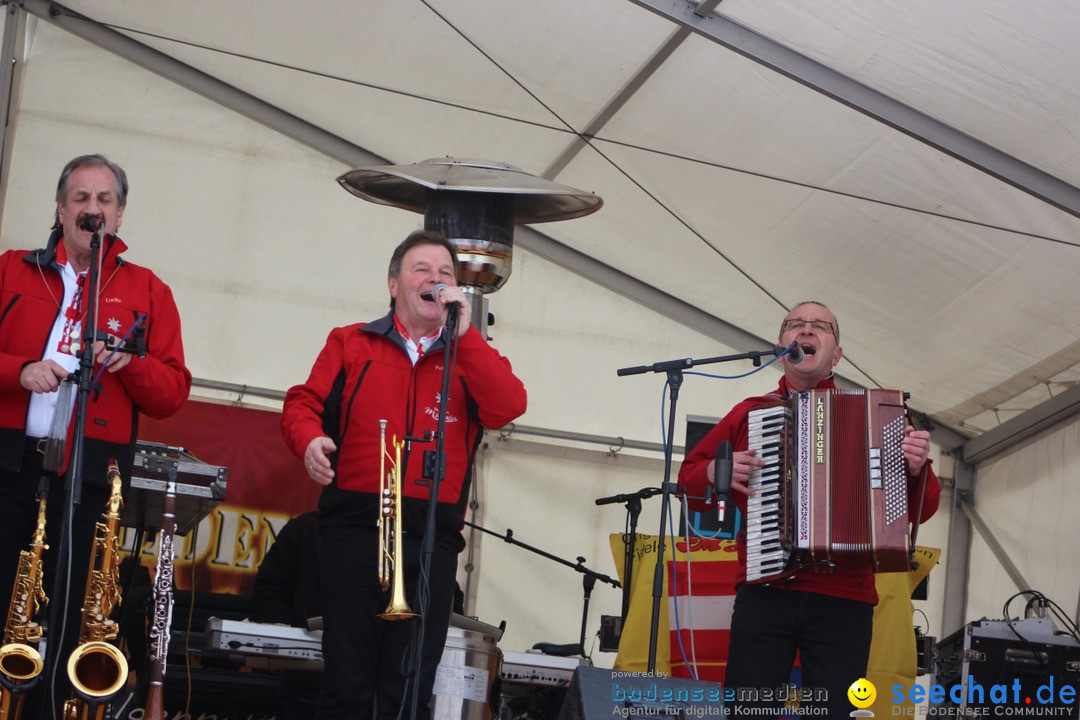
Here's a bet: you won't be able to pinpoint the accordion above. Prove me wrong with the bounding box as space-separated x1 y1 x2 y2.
745 388 915 584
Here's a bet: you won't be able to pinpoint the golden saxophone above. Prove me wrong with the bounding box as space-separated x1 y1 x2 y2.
62 464 129 720
378 420 417 620
0 481 49 720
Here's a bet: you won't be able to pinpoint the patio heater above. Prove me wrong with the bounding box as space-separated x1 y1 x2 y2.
337 157 602 337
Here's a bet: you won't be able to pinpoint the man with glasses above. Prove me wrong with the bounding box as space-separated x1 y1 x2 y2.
678 301 940 717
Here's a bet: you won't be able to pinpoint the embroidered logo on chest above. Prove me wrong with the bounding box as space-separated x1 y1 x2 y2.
423 392 458 423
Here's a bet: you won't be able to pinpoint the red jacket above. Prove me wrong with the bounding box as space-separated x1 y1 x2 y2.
281 313 527 545
0 230 191 478
678 376 940 604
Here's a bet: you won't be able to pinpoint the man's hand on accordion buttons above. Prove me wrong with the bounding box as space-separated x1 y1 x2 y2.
902 425 930 475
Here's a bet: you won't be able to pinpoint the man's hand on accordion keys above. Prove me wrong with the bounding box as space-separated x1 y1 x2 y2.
706 447 763 498
902 425 931 475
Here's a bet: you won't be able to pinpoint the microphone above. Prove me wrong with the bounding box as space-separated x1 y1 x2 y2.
717 436 734 515
78 214 104 232
420 283 451 302
784 341 804 365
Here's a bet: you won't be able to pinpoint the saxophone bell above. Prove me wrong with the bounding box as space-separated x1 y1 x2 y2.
378 420 417 621
65 641 128 701
0 645 43 684
0 644 44 720
0 479 49 720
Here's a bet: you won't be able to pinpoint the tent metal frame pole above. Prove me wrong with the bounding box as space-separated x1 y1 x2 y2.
542 26 689 179
20 0 385 170
941 460 973 637
961 383 1080 465
544 0 722 179
193 374 680 455
0 3 27 230
25 0 809 383
29 0 973 452
957 489 1032 595
942 459 1038 635
626 0 1080 220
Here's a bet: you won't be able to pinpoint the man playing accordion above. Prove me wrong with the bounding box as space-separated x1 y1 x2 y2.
679 301 940 718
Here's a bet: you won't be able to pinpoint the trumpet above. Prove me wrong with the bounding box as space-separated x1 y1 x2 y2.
378 420 417 621
0 480 49 720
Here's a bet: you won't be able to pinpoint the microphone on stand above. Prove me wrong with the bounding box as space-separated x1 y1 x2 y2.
776 341 803 365
78 214 105 232
712 441 733 520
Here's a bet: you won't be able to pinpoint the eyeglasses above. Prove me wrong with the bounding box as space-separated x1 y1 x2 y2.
782 318 835 336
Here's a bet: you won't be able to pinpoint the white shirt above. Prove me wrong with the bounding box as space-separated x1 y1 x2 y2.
402 332 440 366
25 262 84 438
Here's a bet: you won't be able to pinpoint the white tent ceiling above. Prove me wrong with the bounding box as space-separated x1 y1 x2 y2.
3 0 1080 441
7 0 1074 441
1 0 1079 649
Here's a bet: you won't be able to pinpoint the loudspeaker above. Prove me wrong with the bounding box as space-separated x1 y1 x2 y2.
557 667 726 720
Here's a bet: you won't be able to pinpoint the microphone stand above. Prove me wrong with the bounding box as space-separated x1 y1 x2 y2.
42 223 107 719
463 521 621 655
595 487 664 621
406 301 461 720
615 344 793 674
41 223 146 720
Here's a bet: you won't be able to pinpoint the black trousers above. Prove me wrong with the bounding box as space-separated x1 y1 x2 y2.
316 523 458 720
722 583 874 718
0 438 112 717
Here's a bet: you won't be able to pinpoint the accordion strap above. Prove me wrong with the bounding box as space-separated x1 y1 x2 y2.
909 461 931 551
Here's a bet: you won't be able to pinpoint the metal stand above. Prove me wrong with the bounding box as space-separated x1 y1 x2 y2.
406 305 461 720
42 222 146 720
464 521 621 655
615 344 795 673
595 487 663 622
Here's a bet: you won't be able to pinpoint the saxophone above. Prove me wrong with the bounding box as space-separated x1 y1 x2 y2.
0 482 49 720
62 465 129 720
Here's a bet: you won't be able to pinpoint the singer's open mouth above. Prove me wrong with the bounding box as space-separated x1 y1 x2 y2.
799 343 816 355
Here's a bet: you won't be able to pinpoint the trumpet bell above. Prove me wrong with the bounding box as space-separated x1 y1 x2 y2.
378 604 419 621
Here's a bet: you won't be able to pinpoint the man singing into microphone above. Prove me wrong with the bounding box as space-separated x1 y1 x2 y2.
281 229 527 720
0 154 190 708
678 301 940 718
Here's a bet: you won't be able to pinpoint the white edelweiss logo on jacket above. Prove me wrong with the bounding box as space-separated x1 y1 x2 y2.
424 392 458 423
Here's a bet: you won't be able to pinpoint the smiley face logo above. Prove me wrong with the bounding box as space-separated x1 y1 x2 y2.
847 678 876 709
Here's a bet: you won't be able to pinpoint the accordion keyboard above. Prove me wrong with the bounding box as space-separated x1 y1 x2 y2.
745 404 790 582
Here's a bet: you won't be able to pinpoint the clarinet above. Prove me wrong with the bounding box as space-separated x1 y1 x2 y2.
144 474 177 720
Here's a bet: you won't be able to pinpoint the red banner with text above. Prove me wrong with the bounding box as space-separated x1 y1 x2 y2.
125 399 320 595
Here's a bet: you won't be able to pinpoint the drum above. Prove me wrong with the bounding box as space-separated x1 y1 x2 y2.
431 616 503 720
